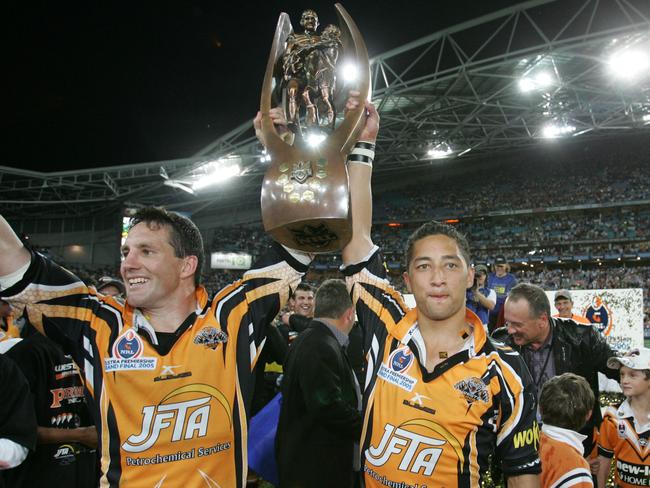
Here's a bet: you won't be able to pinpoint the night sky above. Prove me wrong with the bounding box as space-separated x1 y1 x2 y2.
4 0 522 172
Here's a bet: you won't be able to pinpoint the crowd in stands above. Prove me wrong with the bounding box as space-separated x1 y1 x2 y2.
48 151 650 342
375 150 650 221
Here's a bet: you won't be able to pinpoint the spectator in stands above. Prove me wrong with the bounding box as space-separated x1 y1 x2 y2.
280 283 315 337
466 264 496 328
538 373 595 488
495 283 619 466
95 276 125 297
276 279 361 488
553 289 591 324
487 255 517 332
4 322 97 487
597 347 650 488
0 353 37 484
251 283 317 414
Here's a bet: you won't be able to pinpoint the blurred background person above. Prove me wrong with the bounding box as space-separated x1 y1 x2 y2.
466 264 496 329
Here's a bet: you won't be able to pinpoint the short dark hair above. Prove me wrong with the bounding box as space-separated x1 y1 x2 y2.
314 279 352 319
129 207 204 286
404 221 471 268
507 283 551 320
539 373 594 431
293 283 315 297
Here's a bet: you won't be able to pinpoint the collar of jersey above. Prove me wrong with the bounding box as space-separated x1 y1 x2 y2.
389 308 485 367
541 424 586 455
617 399 650 432
126 286 209 344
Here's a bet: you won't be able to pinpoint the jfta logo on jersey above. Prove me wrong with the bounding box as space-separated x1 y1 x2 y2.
122 384 232 453
365 420 464 476
104 330 157 372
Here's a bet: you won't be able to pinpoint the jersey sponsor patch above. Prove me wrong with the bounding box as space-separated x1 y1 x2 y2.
104 330 157 372
616 459 650 485
122 383 232 466
193 326 228 350
365 420 464 477
378 346 417 392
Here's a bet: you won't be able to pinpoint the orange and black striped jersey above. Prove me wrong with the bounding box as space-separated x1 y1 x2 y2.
0 244 307 487
598 401 650 488
343 248 541 487
539 426 593 487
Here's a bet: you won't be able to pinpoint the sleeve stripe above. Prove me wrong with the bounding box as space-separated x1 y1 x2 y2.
550 468 593 488
84 359 94 391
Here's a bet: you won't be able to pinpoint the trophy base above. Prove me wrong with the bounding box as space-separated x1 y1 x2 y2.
265 217 352 254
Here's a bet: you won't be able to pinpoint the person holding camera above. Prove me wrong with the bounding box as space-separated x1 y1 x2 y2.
466 264 496 328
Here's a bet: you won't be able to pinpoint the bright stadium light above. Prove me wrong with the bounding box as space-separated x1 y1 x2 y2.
542 122 576 139
518 71 555 93
192 158 241 191
260 149 272 163
609 49 649 80
427 143 453 159
535 71 553 87
518 78 535 92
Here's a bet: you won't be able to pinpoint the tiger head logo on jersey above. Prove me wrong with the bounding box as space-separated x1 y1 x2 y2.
454 377 489 407
194 327 228 350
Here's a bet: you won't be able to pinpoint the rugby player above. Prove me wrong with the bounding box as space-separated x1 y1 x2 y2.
340 97 541 486
0 191 311 484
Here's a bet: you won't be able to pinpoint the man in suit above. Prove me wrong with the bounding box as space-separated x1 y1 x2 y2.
276 279 362 488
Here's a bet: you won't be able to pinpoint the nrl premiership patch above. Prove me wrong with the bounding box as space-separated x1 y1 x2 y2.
104 330 157 372
377 346 417 392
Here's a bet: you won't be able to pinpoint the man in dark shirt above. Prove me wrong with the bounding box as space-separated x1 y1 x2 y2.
495 283 618 460
4 323 97 487
0 353 37 487
276 279 362 488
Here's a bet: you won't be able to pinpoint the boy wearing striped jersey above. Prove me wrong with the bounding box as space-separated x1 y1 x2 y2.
341 99 540 487
538 373 595 488
597 348 650 488
0 205 310 487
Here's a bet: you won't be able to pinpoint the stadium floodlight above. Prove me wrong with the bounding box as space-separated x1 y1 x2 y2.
260 149 272 163
306 132 327 147
608 49 649 80
518 71 554 93
427 143 453 159
341 62 359 82
541 122 576 138
192 158 241 191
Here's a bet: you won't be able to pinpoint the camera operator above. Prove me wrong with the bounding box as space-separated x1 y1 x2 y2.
466 264 496 328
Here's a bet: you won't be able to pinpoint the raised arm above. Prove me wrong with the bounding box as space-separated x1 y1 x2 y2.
341 96 379 266
0 216 31 278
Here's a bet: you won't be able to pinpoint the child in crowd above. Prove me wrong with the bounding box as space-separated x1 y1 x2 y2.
597 347 650 488
539 373 595 487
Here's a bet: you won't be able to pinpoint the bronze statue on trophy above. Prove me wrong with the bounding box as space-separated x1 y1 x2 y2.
282 10 342 130
259 4 369 253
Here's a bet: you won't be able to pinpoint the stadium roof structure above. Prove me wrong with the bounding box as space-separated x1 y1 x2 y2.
3 0 650 220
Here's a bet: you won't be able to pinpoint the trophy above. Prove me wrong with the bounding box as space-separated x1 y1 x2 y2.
259 4 370 253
